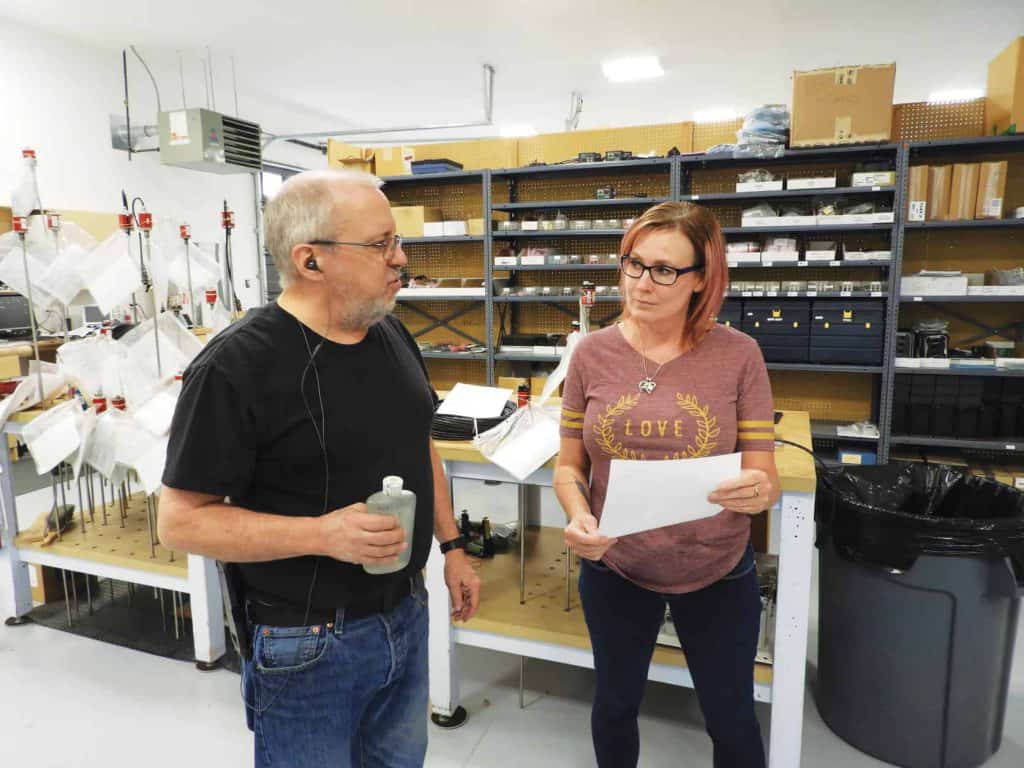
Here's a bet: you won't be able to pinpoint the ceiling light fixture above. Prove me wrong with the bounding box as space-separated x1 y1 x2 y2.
926 88 984 104
602 56 664 83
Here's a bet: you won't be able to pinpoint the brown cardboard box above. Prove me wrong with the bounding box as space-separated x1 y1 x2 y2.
926 165 953 221
790 63 896 147
327 140 373 173
30 564 63 604
373 146 415 177
498 376 528 392
530 377 549 398
985 36 1024 135
391 206 442 238
975 161 1008 219
948 164 980 220
467 218 486 236
906 165 929 221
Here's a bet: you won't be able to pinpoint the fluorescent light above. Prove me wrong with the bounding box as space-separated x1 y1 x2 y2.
499 124 537 138
927 88 984 104
694 108 740 124
602 55 664 83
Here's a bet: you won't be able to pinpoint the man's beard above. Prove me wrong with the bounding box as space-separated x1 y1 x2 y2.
338 294 396 331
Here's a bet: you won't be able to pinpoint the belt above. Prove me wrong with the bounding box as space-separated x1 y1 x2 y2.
246 575 417 628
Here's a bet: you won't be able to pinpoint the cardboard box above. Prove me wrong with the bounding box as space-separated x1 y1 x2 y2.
29 564 63 604
736 180 784 193
373 146 415 177
926 165 953 221
976 161 1008 219
790 63 896 147
442 221 468 237
467 218 486 236
851 171 897 187
949 163 980 220
900 274 968 296
787 176 837 190
326 140 373 173
423 222 445 238
391 206 442 237
907 165 929 221
985 36 1024 135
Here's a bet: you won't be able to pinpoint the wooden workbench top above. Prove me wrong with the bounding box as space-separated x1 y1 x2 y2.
435 409 816 494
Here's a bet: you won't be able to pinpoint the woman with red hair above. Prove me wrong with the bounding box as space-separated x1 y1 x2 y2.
555 201 778 768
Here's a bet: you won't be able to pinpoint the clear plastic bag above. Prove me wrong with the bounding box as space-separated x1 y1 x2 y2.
21 399 83 475
78 231 143 315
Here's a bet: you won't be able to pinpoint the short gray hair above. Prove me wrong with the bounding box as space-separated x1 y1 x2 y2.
263 168 384 289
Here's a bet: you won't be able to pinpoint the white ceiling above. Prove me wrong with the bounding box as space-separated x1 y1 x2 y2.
2 1 1022 142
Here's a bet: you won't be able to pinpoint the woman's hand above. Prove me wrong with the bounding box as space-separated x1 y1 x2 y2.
708 468 774 515
564 514 618 561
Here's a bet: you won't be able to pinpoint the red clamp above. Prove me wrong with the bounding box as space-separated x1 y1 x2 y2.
92 395 107 414
44 212 62 231
118 212 135 233
179 223 191 241
221 208 235 231
21 148 36 160
138 211 153 231
11 216 29 234
205 288 218 305
111 395 126 412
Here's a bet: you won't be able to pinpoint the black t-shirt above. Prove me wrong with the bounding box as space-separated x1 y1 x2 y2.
162 302 438 612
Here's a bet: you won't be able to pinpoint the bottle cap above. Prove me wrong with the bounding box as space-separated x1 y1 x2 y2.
383 475 404 496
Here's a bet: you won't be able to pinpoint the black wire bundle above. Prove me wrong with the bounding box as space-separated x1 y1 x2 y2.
431 400 518 441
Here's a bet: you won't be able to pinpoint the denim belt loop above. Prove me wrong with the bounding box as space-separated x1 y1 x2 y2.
332 606 347 636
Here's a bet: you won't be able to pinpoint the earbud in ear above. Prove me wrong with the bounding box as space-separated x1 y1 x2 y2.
305 258 319 271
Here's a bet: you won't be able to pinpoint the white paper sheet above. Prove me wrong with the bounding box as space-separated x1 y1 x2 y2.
598 452 742 538
22 400 82 475
436 383 513 419
474 404 561 481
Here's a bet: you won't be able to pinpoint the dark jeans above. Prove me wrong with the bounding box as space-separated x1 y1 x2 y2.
241 584 429 768
578 545 766 768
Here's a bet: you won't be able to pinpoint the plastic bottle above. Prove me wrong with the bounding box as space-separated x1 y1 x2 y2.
363 476 416 575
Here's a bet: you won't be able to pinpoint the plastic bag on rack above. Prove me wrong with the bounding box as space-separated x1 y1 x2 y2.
78 231 143 315
733 144 786 160
82 409 124 479
737 104 790 145
132 377 181 437
56 334 123 400
166 239 220 297
21 399 84 475
0 361 68 426
135 435 170 495
117 311 203 407
71 408 98 480
473 331 581 480
815 462 1024 574
0 231 62 318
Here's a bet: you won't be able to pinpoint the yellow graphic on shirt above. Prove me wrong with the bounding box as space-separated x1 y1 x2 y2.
594 392 720 460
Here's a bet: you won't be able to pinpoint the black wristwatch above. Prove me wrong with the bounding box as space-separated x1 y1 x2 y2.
439 536 467 555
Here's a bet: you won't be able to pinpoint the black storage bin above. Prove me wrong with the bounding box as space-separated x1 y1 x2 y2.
1002 380 1024 439
932 377 959 437
980 378 1004 439
893 375 912 434
717 299 742 329
809 300 885 365
815 463 1024 768
909 375 936 435
895 330 915 357
956 377 984 438
741 300 809 363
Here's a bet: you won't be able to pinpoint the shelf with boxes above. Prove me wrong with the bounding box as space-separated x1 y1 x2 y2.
685 186 896 203
884 135 1024 461
384 171 493 385
492 196 671 211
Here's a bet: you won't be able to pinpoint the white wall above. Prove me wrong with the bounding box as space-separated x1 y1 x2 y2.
0 19 325 314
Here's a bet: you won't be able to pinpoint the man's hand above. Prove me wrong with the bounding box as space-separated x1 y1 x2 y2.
444 550 481 622
564 513 617 561
318 503 407 564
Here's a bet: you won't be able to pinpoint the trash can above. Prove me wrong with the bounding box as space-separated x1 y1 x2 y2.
815 462 1024 768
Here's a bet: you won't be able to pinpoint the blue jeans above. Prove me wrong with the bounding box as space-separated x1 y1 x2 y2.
579 544 766 768
241 584 430 768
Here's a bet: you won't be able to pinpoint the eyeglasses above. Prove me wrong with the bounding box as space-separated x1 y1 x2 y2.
620 254 702 286
308 234 404 259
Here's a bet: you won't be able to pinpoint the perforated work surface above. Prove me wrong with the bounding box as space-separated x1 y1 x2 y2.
891 100 986 141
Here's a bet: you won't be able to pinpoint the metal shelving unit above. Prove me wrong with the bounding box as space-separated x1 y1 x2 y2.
493 295 621 304
402 235 485 244
493 196 670 210
493 229 627 239
731 292 884 299
729 260 892 269
766 363 884 374
721 224 893 235
420 351 488 360
397 294 486 302
496 263 620 272
879 133 1024 462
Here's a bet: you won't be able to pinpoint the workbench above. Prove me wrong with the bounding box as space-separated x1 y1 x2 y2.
427 410 816 767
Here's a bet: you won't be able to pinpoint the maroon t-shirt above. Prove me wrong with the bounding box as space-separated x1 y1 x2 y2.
560 323 774 593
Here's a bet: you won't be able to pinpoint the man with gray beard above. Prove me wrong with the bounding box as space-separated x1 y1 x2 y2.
158 170 480 767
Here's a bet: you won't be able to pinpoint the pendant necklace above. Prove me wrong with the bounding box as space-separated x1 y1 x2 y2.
637 331 667 395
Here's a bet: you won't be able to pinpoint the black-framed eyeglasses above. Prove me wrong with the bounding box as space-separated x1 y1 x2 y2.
308 234 403 259
620 254 702 286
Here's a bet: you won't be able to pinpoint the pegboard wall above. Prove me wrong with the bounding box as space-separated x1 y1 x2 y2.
494 171 671 205
692 119 745 152
686 161 894 196
384 181 484 220
424 358 488 389
769 370 875 423
393 301 493 346
891 99 986 141
401 240 485 279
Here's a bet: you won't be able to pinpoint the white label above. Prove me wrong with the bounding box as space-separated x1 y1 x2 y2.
727 262 738 268
1007 445 1017 451
840 291 852 297
807 291 818 297
988 198 1003 217
787 291 798 297
913 296 923 302
762 262 773 267
752 292 764 297
872 185 881 192
830 260 841 267
908 201 927 221
168 110 190 146
798 262 808 268
871 291 883 297
742 292 752 297
767 291 778 297
691 195 701 201
494 258 518 266
521 221 539 231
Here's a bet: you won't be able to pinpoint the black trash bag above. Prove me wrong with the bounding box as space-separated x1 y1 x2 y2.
431 400 517 441
815 462 1024 578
